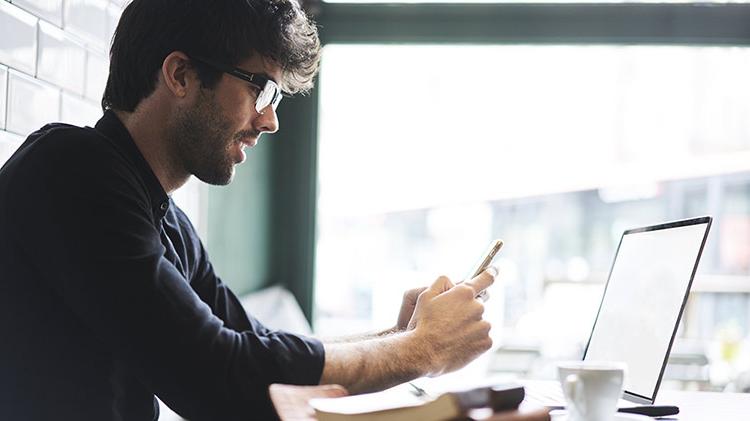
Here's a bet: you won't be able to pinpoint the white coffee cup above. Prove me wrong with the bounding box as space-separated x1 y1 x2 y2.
557 361 626 421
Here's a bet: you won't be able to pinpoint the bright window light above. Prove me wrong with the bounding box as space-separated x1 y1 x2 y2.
315 44 750 390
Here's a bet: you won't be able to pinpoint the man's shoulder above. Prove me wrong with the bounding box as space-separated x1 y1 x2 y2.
0 121 145 202
7 121 137 179
25 122 120 159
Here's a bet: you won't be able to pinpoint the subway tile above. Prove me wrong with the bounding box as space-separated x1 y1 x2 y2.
0 130 24 144
84 52 108 102
0 130 24 168
64 0 108 50
61 92 101 127
11 0 63 27
37 22 87 95
0 2 38 75
7 70 60 136
0 66 6 130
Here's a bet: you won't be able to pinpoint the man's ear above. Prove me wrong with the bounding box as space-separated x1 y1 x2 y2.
161 51 195 98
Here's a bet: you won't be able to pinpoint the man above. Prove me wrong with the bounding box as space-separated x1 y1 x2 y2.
0 0 495 419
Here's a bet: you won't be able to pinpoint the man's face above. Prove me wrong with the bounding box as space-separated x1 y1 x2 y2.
171 55 281 185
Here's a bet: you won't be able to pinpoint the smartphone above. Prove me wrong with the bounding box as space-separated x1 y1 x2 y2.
464 239 504 301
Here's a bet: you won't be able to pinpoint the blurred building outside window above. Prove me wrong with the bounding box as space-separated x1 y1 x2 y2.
315 45 750 392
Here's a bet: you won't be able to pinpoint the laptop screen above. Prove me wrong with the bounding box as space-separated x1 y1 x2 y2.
583 217 711 402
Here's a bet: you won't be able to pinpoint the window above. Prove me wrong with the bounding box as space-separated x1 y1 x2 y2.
315 44 750 390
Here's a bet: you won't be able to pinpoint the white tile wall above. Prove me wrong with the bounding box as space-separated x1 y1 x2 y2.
0 2 38 75
11 0 63 27
38 21 87 95
105 1 124 49
64 0 109 51
0 129 23 165
0 0 121 156
0 66 7 130
61 92 101 127
85 52 108 102
0 128 23 143
7 70 60 135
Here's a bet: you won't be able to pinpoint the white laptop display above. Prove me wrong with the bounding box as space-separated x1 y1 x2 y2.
527 216 712 409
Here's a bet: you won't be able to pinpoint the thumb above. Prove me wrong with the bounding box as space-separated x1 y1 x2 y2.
463 266 497 297
406 286 429 303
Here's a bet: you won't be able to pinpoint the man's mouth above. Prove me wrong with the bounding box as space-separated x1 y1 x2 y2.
238 137 258 149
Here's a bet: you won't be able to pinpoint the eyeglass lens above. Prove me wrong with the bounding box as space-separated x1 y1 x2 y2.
256 81 282 113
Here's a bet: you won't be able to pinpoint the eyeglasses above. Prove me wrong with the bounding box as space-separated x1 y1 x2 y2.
189 55 284 113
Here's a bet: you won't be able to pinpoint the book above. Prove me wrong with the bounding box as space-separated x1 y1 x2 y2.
308 383 525 421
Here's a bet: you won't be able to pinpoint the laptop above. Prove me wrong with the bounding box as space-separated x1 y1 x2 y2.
524 216 712 415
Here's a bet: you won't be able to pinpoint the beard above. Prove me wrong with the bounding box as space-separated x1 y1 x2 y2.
171 89 245 186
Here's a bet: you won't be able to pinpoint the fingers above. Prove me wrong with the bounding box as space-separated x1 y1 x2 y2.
463 266 497 297
421 267 495 302
411 272 496 377
269 384 349 421
421 275 454 299
405 286 428 301
398 286 430 330
477 290 490 302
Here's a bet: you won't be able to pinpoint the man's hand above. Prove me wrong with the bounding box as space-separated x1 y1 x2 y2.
319 267 497 394
396 286 428 331
408 267 497 376
269 384 348 421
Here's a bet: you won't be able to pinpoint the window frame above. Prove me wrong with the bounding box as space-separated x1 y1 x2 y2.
265 2 750 321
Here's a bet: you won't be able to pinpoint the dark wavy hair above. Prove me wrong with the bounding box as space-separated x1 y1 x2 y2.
102 0 321 112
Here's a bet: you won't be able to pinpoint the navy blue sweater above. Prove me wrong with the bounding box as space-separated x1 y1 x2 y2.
0 111 324 420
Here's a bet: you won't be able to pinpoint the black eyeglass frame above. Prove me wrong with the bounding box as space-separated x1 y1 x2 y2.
189 55 286 112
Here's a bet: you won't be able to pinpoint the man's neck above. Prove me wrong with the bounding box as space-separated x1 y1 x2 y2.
114 108 189 194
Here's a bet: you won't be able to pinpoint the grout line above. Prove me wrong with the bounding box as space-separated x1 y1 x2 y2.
2 67 7 130
9 1 64 29
34 17 40 78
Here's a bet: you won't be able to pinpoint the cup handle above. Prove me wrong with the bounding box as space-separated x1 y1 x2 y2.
563 374 586 418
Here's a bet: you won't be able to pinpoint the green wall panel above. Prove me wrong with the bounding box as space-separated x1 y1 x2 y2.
207 136 275 296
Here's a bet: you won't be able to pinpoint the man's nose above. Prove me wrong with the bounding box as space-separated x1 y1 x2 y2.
254 105 279 134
